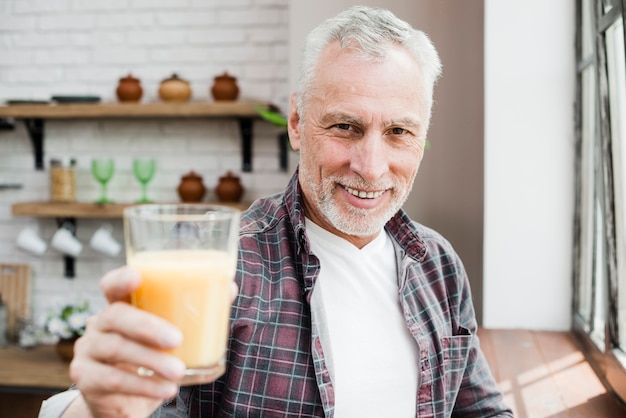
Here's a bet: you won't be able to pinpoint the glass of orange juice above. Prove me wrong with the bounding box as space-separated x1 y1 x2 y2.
123 204 240 385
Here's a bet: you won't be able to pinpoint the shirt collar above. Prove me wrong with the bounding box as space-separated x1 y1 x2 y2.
283 167 309 254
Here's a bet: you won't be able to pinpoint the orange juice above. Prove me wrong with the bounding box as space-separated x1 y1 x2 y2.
128 249 236 368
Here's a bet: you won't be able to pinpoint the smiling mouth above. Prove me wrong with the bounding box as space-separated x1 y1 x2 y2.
343 185 386 199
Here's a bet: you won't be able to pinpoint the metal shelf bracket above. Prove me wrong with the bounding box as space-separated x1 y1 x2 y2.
55 217 76 279
24 118 45 170
238 118 253 172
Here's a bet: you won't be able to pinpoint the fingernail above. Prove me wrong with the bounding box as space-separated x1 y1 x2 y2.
121 267 141 286
113 267 140 293
162 356 186 379
159 327 183 348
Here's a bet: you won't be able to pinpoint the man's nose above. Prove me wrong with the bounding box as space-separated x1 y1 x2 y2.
349 132 389 182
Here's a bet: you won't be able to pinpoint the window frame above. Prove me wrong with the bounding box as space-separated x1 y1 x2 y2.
574 0 626 403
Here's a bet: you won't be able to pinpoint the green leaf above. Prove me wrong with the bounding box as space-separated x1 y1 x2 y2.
254 105 288 127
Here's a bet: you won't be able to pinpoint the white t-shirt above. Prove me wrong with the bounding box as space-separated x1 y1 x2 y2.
306 219 418 417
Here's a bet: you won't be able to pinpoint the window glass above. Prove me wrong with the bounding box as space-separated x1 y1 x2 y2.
576 0 626 403
592 190 606 351
606 17 626 352
583 0 594 58
577 66 597 330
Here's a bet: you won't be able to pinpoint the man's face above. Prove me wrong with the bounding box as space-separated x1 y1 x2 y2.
288 41 429 248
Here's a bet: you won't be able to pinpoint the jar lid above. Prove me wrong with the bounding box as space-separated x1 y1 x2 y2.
182 170 202 180
220 170 239 180
215 71 236 80
119 73 140 82
50 158 76 167
162 73 188 84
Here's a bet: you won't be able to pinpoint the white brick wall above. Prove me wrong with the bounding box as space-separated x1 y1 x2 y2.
0 0 294 327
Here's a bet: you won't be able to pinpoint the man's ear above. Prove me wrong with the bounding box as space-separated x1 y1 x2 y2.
288 93 302 151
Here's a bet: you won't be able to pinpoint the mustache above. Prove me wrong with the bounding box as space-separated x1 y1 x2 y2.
329 176 395 192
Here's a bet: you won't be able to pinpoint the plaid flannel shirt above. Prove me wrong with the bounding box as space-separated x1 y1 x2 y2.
169 170 513 417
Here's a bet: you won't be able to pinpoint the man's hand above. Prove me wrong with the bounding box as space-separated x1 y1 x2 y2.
65 266 186 418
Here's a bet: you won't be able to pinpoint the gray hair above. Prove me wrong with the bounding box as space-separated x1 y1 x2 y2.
295 6 442 123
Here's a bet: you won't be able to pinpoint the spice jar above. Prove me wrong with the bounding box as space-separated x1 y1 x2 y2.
16 316 37 348
50 158 76 202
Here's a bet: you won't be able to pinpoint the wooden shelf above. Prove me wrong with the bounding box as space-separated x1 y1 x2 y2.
0 345 72 390
11 201 250 219
0 101 267 119
0 101 287 172
12 202 134 219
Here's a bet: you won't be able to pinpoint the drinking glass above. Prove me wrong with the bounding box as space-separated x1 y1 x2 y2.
132 158 156 203
91 158 115 204
123 204 241 385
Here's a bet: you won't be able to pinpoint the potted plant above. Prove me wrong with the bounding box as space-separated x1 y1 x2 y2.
45 300 92 361
255 104 292 170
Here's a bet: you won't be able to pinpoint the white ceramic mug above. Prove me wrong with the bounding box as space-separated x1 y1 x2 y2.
16 226 47 255
51 224 83 257
89 224 121 257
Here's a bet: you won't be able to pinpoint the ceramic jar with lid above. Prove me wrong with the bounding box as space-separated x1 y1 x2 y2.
177 171 206 202
211 72 239 101
215 171 244 202
116 74 143 102
159 73 192 102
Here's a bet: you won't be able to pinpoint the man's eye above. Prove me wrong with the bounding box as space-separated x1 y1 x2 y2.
335 123 352 131
391 127 407 135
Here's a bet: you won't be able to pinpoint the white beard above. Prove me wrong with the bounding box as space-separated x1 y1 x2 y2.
300 166 410 237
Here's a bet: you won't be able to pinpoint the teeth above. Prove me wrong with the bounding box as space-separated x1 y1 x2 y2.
344 186 385 199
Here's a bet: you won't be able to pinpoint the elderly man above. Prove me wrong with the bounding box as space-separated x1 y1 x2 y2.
41 6 512 417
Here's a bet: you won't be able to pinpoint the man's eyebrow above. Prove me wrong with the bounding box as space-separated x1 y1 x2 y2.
319 112 423 131
320 112 364 126
387 117 422 129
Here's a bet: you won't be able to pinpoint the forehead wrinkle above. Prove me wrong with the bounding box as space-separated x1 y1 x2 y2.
388 116 423 131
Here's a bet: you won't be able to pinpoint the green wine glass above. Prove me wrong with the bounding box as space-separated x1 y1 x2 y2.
133 158 156 203
91 158 115 204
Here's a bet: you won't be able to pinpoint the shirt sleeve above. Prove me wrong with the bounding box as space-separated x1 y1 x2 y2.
38 390 81 418
452 331 514 417
451 253 514 417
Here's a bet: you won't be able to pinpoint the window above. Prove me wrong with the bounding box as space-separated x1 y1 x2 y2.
574 0 626 403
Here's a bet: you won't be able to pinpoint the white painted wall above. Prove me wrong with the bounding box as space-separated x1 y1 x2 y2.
483 0 575 330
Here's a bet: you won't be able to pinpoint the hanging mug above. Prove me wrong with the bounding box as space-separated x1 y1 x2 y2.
51 223 83 257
